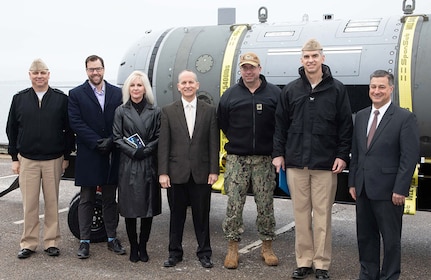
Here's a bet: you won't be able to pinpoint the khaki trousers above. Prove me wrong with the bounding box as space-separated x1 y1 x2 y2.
287 167 337 270
19 155 63 250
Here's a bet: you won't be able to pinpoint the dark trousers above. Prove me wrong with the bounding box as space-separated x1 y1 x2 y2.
356 190 403 280
78 185 119 240
166 176 212 259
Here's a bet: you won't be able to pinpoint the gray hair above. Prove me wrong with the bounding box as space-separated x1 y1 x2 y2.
370 70 394 86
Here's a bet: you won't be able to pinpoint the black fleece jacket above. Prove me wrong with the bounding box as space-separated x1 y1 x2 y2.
218 74 281 156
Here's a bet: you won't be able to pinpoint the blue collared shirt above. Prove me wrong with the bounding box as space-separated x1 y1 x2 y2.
89 81 106 110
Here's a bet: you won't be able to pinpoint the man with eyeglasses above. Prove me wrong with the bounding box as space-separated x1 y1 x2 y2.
6 58 74 259
68 55 124 259
217 52 281 269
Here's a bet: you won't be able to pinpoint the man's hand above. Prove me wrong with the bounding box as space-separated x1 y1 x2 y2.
208 174 218 185
332 158 346 174
159 174 171 189
392 193 406 206
12 161 20 174
62 160 69 175
96 137 113 155
349 187 356 201
272 156 285 173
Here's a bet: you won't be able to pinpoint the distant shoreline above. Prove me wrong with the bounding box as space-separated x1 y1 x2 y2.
0 144 9 156
0 79 117 86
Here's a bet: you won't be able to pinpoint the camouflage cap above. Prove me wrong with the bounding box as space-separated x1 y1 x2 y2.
239 52 260 67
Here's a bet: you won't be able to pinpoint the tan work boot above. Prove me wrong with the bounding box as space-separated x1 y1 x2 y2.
224 240 239 269
261 240 279 266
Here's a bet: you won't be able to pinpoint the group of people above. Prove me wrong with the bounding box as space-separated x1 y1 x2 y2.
6 37 419 280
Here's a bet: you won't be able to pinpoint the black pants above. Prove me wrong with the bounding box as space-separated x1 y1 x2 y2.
166 176 212 259
78 185 119 240
356 190 403 280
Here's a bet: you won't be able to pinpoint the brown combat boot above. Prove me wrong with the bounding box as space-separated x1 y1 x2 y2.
224 240 239 269
261 240 279 266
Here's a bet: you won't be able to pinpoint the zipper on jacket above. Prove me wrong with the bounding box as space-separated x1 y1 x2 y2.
252 93 256 152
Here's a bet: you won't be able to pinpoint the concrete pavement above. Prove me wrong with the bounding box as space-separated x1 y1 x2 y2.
0 155 430 279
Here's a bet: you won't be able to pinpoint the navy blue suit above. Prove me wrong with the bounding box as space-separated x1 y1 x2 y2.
348 103 419 279
68 80 122 240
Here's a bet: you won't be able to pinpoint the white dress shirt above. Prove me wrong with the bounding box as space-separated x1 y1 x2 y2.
367 101 391 135
182 97 197 138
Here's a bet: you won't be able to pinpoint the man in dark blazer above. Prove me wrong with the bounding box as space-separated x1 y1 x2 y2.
158 70 219 269
348 70 419 280
68 55 124 259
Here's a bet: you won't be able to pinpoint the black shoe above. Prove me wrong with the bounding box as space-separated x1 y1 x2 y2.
139 242 149 262
292 267 313 279
17 249 35 259
315 269 330 279
163 256 183 267
77 242 90 259
44 247 60 256
129 246 139 263
199 256 213 268
108 239 126 255
140 249 149 262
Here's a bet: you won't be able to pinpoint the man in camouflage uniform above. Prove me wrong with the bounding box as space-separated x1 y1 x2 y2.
217 52 281 269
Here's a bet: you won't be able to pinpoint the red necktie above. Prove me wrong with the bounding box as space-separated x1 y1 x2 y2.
367 110 379 148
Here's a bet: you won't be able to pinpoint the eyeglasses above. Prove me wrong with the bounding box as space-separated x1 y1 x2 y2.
86 67 104 73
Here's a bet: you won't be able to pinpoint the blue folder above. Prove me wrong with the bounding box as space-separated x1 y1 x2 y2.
278 168 290 195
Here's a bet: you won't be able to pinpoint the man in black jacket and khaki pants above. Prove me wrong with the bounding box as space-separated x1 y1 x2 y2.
6 58 74 259
272 39 353 280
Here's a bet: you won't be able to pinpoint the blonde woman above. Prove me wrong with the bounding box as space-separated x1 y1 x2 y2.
113 71 161 262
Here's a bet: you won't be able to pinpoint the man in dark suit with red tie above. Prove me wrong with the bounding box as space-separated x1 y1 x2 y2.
348 70 420 280
158 70 219 269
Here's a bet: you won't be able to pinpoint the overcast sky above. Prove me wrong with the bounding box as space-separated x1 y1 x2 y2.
1 0 430 83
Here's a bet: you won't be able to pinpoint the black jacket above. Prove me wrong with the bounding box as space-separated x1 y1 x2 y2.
272 64 353 169
113 100 161 218
218 74 281 156
6 87 74 161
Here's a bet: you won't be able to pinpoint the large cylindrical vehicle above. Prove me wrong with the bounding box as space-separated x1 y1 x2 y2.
117 4 431 210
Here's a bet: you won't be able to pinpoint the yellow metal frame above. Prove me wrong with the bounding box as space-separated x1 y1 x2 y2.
398 16 419 214
212 25 247 193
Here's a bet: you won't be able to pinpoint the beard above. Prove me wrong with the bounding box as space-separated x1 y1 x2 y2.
89 74 103 86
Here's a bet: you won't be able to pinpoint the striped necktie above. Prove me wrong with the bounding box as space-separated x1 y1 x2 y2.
367 110 379 148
